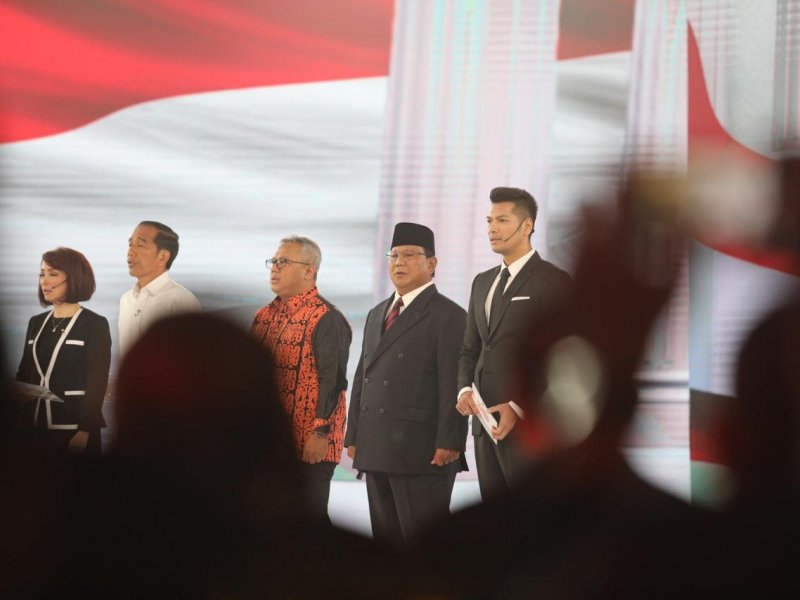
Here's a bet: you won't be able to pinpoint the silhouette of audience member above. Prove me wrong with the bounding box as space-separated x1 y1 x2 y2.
702 296 800 597
26 314 415 599
44 314 302 597
699 157 800 596
416 182 710 599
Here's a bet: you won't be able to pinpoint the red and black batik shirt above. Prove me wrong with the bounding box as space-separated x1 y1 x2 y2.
251 287 351 462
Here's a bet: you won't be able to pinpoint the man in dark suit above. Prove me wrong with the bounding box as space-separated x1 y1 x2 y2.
345 222 467 548
419 185 708 599
456 187 571 499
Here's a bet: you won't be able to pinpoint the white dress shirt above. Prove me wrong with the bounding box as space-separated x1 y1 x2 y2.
118 272 200 356
458 248 536 418
386 280 435 319
483 248 535 324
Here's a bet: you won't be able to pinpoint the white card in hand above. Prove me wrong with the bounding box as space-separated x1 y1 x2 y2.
471 383 499 444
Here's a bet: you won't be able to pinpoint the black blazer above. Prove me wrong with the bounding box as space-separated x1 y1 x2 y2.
16 308 112 431
345 285 467 475
458 252 571 429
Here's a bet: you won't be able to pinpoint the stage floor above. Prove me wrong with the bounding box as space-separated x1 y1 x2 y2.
329 446 691 536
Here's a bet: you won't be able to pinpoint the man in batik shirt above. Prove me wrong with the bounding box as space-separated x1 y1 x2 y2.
251 235 351 519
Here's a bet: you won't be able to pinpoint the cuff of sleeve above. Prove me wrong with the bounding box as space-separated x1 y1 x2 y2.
509 401 524 419
457 386 472 402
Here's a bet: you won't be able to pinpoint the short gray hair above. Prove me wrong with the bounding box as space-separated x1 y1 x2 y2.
280 235 322 271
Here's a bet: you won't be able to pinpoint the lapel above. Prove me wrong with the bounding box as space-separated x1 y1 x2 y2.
366 285 437 370
32 309 83 388
488 252 541 339
476 268 497 342
363 294 392 366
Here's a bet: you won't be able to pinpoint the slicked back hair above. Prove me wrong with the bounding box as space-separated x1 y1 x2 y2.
139 221 179 269
490 187 538 238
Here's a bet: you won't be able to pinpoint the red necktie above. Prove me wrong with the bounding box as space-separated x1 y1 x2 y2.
384 297 404 332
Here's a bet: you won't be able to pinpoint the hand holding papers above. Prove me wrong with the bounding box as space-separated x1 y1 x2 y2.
471 383 499 445
9 381 64 427
10 381 59 405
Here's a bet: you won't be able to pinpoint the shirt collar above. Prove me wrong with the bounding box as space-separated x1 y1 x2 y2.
134 271 172 297
502 248 535 279
392 280 435 308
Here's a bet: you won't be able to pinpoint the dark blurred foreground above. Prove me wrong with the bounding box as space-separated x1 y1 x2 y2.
3 164 800 598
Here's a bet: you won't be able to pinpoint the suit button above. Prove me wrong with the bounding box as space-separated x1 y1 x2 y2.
383 380 389 386
485 344 491 351
362 406 368 412
398 353 404 359
364 377 370 384
379 408 385 415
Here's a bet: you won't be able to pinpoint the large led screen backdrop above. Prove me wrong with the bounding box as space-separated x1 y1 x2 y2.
2 0 798 499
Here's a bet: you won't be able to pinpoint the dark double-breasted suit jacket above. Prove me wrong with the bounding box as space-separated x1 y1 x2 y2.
458 252 572 436
345 284 468 475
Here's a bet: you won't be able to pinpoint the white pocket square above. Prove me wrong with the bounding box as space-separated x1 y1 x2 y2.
511 296 531 301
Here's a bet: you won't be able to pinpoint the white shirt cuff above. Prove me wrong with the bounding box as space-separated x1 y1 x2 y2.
458 388 523 418
509 401 524 419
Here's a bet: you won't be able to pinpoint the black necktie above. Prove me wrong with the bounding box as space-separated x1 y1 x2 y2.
489 267 510 330
384 297 404 333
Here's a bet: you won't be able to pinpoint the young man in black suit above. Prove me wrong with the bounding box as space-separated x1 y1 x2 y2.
456 187 571 499
345 222 467 548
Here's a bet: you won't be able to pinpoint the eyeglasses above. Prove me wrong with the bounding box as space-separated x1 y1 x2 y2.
265 257 311 270
386 251 428 263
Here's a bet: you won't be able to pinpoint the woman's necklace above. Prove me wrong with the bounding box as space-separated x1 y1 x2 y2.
51 315 71 333
51 304 79 333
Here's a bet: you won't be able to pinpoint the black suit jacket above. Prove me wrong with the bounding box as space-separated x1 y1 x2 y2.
458 252 571 431
345 285 467 475
16 308 112 431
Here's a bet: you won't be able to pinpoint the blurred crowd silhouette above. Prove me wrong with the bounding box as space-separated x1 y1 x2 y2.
3 161 800 598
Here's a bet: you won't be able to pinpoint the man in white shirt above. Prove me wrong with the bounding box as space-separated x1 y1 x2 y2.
456 188 571 499
119 221 200 356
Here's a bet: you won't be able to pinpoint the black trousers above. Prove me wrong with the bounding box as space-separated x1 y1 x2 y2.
366 470 457 549
474 429 530 500
300 461 336 520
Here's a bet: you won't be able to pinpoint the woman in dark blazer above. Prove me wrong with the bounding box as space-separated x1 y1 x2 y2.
15 247 111 455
